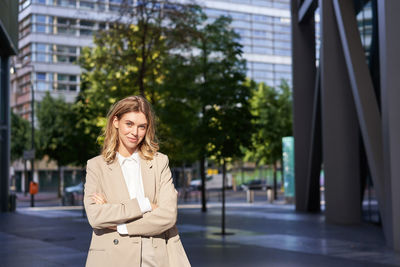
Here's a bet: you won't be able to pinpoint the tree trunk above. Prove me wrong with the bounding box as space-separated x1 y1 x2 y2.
241 160 244 185
221 159 226 235
200 155 207 212
273 162 278 200
58 165 64 198
181 162 186 202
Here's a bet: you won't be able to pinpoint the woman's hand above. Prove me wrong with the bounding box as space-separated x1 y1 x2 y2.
90 193 116 231
151 202 158 210
91 192 107 204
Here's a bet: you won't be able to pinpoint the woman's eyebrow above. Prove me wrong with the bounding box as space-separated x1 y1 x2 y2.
125 120 147 126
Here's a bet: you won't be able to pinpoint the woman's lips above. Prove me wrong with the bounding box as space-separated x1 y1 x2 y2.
127 137 137 142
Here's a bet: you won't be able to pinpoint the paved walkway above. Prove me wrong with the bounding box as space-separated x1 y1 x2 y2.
1 200 399 267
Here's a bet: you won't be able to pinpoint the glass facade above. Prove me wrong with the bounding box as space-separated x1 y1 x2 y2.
205 1 291 87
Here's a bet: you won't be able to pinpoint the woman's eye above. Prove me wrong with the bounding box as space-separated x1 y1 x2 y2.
139 125 146 129
127 123 132 127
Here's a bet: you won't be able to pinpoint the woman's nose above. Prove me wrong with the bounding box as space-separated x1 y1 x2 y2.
132 127 138 136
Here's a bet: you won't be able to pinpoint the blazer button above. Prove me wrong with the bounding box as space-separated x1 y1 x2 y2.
113 239 119 245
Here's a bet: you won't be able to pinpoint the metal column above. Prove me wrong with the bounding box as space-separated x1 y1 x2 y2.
0 56 10 212
291 0 317 212
378 0 400 251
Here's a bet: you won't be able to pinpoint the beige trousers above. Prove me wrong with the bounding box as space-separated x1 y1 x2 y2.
141 237 157 267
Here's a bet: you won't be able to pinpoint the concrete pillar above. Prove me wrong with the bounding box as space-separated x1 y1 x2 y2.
320 0 361 224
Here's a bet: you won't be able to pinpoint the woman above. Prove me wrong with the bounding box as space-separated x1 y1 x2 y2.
84 95 190 267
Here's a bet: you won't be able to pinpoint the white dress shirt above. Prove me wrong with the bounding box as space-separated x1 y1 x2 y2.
116 151 152 235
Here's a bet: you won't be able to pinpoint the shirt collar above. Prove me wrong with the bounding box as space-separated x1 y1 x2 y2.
116 150 139 166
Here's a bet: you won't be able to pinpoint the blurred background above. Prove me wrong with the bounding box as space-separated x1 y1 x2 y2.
1 0 400 266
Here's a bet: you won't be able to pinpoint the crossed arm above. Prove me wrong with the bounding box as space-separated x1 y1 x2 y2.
84 154 177 236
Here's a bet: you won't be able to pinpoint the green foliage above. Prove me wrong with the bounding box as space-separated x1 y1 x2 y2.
76 1 205 164
10 112 32 161
156 15 254 166
245 80 293 165
36 92 78 166
194 16 254 163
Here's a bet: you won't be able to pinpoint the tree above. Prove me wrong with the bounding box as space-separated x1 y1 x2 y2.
10 112 32 162
245 80 293 199
196 16 254 214
76 0 204 162
36 92 77 197
160 15 254 212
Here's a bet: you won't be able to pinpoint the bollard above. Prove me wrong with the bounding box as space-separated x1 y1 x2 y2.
267 188 274 203
8 194 16 212
246 189 254 203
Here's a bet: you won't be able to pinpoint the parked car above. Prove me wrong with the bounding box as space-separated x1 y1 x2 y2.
189 174 233 191
62 182 83 206
240 179 269 191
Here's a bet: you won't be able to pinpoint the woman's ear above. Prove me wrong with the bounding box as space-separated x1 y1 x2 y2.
112 116 119 129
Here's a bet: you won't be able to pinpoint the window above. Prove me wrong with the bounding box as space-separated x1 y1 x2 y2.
37 73 46 80
234 28 250 37
274 48 291 56
54 45 77 63
55 73 78 91
57 17 76 35
252 22 273 31
253 62 273 71
253 46 273 54
35 15 46 23
80 1 95 10
80 20 95 36
274 40 291 49
252 15 272 23
20 0 32 11
252 30 273 39
36 43 47 52
57 0 76 8
228 11 250 21
274 32 291 41
206 9 228 18
253 70 274 79
274 64 291 72
231 20 251 29
252 38 273 47
252 0 272 7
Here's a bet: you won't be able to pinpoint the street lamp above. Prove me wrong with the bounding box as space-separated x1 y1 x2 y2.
30 64 35 208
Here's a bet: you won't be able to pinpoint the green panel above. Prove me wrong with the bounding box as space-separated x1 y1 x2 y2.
0 0 19 55
282 136 295 197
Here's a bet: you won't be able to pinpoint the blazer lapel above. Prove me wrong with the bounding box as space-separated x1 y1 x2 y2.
106 159 131 201
140 156 156 203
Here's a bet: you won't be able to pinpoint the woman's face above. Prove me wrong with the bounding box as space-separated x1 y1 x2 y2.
113 111 148 156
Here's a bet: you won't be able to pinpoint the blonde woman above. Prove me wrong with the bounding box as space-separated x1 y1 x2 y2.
84 96 190 267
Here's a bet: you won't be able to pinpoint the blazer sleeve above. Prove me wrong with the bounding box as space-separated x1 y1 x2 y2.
125 154 178 236
84 158 144 229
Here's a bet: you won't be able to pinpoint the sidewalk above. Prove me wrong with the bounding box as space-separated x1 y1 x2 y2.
1 200 399 267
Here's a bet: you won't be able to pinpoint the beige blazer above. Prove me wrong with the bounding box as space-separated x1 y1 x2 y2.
84 152 191 267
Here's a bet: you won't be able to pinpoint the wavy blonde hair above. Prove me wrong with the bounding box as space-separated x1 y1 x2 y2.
101 95 159 164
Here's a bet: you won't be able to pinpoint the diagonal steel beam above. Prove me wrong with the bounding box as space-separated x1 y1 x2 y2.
298 0 318 23
304 66 322 212
332 0 386 234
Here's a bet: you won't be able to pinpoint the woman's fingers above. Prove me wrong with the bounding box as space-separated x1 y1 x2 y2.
150 202 158 210
91 193 107 204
